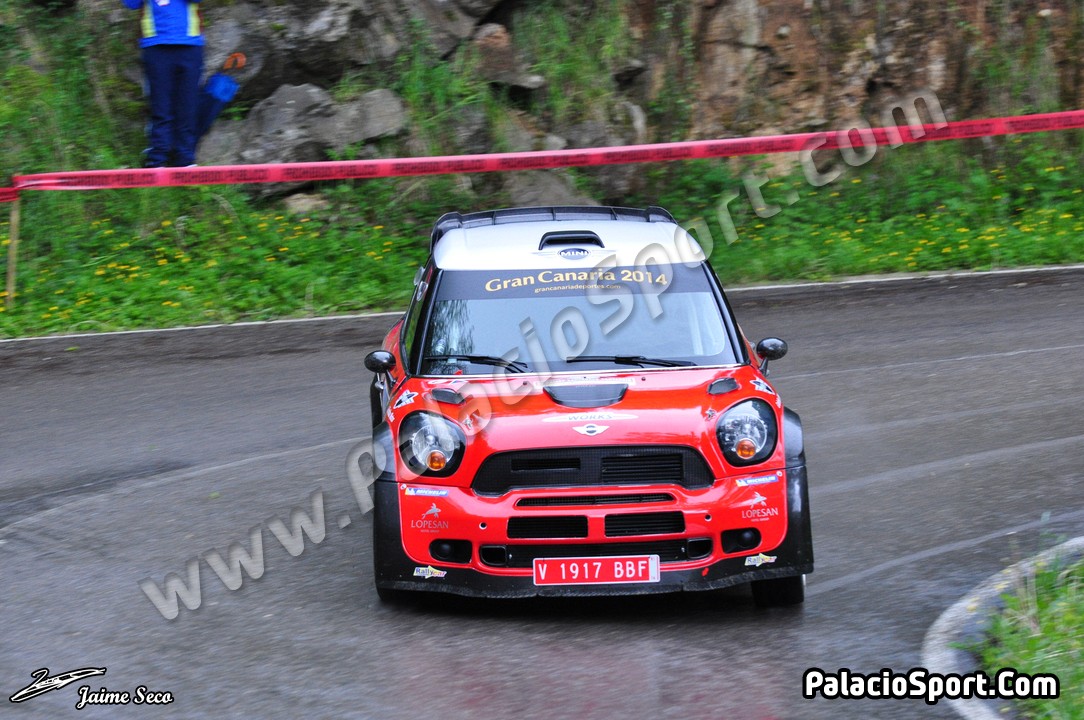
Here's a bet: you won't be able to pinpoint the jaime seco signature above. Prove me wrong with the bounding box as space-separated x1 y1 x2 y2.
9 667 107 703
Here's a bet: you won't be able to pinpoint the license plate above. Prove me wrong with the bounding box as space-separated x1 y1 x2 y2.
533 555 661 586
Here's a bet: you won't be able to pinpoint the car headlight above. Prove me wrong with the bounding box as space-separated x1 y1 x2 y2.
716 399 777 466
398 412 466 476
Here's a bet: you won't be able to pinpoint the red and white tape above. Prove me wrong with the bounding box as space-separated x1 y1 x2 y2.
3 109 1084 199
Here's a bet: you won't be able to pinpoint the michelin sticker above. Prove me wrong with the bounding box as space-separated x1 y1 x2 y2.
404 486 451 497
735 472 782 487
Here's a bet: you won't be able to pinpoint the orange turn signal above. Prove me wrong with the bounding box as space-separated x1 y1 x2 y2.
735 438 758 460
426 451 448 471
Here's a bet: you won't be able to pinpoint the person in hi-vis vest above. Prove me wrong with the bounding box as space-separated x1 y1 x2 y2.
121 0 205 167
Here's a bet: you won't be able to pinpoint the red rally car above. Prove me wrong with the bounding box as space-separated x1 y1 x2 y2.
364 205 813 606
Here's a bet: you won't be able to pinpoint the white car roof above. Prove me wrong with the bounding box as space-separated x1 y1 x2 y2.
431 208 708 271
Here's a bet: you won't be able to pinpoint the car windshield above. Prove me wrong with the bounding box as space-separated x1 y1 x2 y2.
418 262 739 375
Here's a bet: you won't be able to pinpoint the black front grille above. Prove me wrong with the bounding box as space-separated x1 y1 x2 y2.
605 511 685 537
492 539 711 568
507 516 589 539
472 446 713 496
602 454 683 483
516 493 675 508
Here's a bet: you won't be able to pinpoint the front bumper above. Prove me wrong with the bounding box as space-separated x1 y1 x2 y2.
372 465 813 599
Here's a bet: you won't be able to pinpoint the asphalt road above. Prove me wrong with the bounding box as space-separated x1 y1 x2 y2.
2 271 1082 719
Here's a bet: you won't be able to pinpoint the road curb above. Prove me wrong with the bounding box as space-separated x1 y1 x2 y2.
921 536 1084 720
2 264 1083 366
726 263 1084 303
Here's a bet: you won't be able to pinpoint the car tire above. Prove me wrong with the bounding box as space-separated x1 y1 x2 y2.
375 584 411 605
751 574 805 607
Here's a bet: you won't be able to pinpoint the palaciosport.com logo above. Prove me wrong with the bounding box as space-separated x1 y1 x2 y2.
803 667 1060 704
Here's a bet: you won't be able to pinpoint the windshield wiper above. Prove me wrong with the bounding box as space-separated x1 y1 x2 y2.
424 354 528 373
565 355 695 368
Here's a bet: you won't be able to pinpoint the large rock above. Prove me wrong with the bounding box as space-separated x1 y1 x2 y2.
196 83 407 195
198 0 505 96
504 171 599 208
472 23 545 91
310 89 409 153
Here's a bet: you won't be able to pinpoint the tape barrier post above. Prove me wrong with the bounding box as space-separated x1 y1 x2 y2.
5 195 20 311
9 109 1084 193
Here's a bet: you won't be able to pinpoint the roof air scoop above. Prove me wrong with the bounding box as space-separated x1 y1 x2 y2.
538 230 604 251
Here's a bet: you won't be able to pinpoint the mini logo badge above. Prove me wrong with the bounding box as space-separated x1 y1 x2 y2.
558 247 591 259
413 566 448 579
573 424 609 436
744 553 777 567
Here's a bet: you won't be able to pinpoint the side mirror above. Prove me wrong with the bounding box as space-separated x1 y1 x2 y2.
755 337 788 374
365 350 397 374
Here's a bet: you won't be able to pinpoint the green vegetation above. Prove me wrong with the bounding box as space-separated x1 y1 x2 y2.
638 135 1084 283
981 556 1084 719
515 0 632 126
1 0 1084 337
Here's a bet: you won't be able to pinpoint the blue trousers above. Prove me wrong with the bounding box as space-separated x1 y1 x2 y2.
142 44 204 167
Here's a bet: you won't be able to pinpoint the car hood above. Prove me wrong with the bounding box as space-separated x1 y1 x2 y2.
389 365 784 480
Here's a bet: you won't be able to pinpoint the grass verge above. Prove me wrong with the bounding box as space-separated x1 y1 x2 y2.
980 556 1084 718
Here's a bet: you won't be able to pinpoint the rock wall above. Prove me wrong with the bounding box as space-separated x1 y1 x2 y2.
86 0 1083 201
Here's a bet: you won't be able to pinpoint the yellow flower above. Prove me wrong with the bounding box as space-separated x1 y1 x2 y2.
373 225 384 230
162 220 173 227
